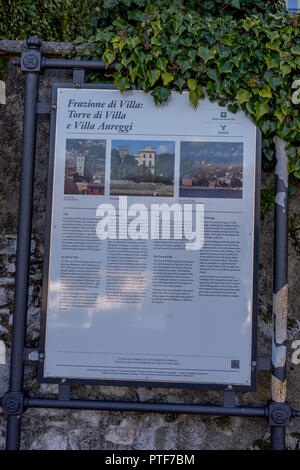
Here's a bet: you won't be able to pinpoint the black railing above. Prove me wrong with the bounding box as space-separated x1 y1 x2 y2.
1 36 299 452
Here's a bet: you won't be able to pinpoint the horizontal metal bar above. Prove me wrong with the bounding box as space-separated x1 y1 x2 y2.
25 397 268 418
43 58 116 72
257 357 272 371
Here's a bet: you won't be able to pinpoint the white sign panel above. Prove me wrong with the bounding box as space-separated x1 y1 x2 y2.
41 86 259 389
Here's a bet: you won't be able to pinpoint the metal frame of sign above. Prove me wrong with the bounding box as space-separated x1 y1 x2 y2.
3 37 297 452
37 82 261 392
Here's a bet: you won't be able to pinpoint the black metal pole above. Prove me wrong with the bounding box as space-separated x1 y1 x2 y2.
12 57 116 72
271 427 286 450
25 397 267 418
44 58 116 71
271 137 289 450
5 38 41 450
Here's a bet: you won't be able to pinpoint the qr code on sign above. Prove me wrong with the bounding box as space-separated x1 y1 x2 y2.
231 360 240 369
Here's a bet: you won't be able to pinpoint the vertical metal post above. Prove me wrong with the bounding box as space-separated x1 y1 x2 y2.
5 37 41 450
271 137 289 450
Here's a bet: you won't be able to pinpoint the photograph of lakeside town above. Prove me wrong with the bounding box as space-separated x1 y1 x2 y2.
64 139 106 195
110 140 175 197
179 141 243 199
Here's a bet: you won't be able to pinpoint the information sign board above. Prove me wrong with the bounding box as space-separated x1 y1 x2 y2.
40 84 260 390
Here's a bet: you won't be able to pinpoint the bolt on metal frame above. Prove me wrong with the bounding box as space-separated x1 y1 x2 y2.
1 37 299 451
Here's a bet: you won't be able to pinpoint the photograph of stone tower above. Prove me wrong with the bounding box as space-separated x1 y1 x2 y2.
64 139 106 195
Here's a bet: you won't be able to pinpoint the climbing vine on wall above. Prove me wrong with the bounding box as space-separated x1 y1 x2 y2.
73 8 300 176
0 0 286 40
0 1 298 174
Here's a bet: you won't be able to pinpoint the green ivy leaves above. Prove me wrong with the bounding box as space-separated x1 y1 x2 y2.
114 75 130 91
237 89 252 104
258 85 272 98
198 47 216 63
147 70 160 86
151 87 171 104
84 7 300 174
162 72 174 86
254 102 269 120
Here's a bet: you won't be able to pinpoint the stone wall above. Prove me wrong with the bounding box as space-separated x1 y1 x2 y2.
0 43 300 450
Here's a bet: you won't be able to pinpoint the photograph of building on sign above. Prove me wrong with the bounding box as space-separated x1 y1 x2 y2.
110 140 175 197
179 141 243 199
64 139 106 195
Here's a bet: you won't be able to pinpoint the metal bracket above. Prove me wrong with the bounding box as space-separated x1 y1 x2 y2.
24 348 39 361
268 401 292 427
223 391 236 407
73 69 85 87
58 384 71 401
2 391 25 416
36 102 51 114
257 357 272 371
20 37 42 73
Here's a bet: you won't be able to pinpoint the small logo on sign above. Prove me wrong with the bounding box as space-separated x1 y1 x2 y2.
218 124 229 135
221 112 227 118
